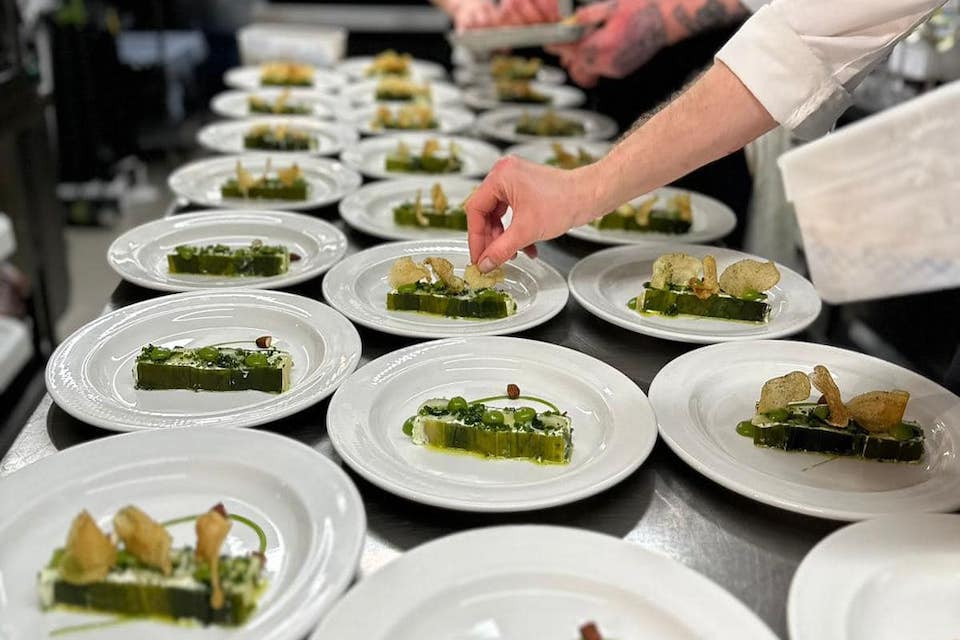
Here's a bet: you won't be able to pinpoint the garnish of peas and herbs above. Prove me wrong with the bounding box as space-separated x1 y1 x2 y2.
403 383 562 436
141 336 279 368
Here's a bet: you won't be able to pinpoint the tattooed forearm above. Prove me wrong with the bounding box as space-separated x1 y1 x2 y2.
607 3 668 76
672 0 747 37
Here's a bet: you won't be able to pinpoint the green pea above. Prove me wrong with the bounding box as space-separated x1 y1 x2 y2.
514 407 536 423
396 283 419 293
197 347 219 362
736 420 756 437
481 410 504 426
244 352 269 367
447 396 468 412
890 422 915 441
627 297 638 310
740 289 767 302
812 405 830 421
148 347 172 362
765 408 789 422
402 417 415 437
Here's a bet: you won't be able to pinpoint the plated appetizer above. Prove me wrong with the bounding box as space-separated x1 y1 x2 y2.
496 79 551 104
386 139 462 174
387 256 516 319
739 365 924 461
592 193 693 234
39 503 266 627
516 109 585 137
402 384 572 464
366 49 412 77
221 160 309 201
371 104 438 131
375 77 431 102
491 55 543 80
629 253 780 323
168 240 294 278
248 89 310 115
243 123 316 152
393 182 467 230
135 336 293 393
260 61 313 87
546 143 598 169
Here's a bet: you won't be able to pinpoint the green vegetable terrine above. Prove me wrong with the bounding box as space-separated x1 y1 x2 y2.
403 396 572 463
39 547 264 626
135 343 292 393
393 203 466 230
167 242 290 277
385 142 462 174
388 281 516 319
631 285 770 322
243 126 316 152
221 177 308 201
739 402 924 462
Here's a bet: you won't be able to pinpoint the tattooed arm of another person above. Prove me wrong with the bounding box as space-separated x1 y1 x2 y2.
549 0 749 87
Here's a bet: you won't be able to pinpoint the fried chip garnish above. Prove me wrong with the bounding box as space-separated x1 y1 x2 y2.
425 256 466 292
276 162 301 187
809 365 851 428
671 193 693 222
633 196 658 227
114 505 173 575
718 259 781 298
413 188 427 226
690 255 720 300
846 390 910 433
196 504 232 610
650 253 702 290
59 511 117 585
464 263 504 290
757 370 811 414
235 160 256 195
430 182 448 213
388 256 430 288
421 138 440 158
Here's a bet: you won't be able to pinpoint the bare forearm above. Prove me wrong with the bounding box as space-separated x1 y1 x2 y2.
582 61 775 217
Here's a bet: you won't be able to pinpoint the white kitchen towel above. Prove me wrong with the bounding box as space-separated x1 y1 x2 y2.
779 79 960 304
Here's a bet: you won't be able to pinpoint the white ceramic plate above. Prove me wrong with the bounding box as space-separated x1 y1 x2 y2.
505 138 612 163
326 337 658 511
453 63 566 85
336 55 446 81
567 187 738 245
196 117 359 157
339 79 463 107
463 82 586 110
568 244 821 343
476 106 618 143
46 290 362 431
338 176 479 241
337 103 476 136
788 514 960 640
168 154 362 211
0 427 366 640
312 525 776 639
223 65 348 92
210 88 344 120
649 340 960 520
339 133 500 180
322 240 567 338
107 210 348 292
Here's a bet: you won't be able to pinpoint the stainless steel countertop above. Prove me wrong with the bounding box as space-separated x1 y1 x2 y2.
0 211 843 638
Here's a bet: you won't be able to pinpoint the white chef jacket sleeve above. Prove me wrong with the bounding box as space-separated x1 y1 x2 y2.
716 0 947 139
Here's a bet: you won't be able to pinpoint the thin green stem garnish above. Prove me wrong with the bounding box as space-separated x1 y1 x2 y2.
50 617 131 636
467 394 560 413
160 513 267 554
802 455 840 472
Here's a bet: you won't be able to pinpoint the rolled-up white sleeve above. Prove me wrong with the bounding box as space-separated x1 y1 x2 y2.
717 0 946 139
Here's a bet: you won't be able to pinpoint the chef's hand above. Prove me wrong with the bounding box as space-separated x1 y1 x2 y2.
497 0 561 26
548 0 668 88
466 156 608 271
449 0 500 32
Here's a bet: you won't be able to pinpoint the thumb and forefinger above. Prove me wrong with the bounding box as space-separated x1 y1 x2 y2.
466 158 539 272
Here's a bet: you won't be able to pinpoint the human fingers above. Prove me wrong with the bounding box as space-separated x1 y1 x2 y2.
522 244 539 259
477 223 535 272
466 165 510 263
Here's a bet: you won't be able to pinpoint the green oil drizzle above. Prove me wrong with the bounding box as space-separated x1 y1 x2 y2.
467 394 560 413
50 617 132 637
